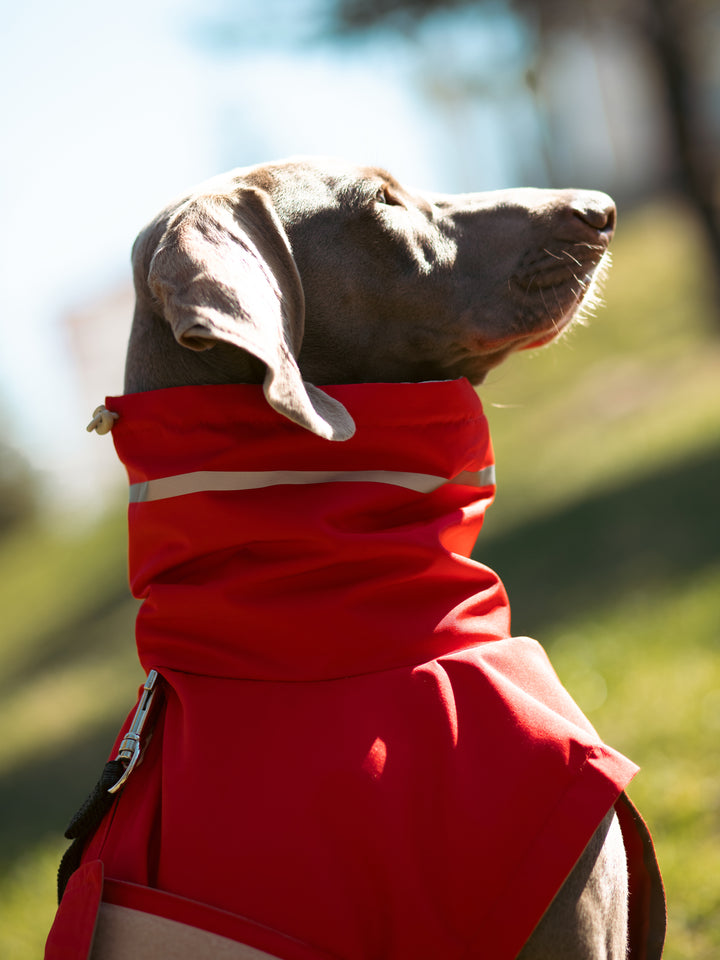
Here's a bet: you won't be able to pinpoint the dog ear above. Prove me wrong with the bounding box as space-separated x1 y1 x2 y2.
146 187 355 441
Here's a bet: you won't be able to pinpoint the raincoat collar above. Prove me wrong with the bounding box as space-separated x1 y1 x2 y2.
108 379 511 681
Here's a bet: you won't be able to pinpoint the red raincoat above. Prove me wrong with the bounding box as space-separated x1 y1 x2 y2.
46 379 664 959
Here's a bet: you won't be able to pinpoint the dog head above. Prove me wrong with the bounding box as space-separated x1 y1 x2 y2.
128 157 615 440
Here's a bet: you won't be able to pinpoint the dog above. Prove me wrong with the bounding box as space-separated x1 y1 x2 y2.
48 157 664 960
125 158 616 430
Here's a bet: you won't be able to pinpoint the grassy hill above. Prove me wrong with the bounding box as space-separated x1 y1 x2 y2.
1 197 719 958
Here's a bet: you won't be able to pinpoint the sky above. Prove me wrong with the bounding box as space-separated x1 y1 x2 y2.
0 0 532 510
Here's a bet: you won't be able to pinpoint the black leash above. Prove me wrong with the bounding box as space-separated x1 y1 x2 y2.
57 670 160 902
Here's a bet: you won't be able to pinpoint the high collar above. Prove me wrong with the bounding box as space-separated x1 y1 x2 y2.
108 379 510 681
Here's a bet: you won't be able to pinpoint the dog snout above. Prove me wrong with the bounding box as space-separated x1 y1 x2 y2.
568 191 616 240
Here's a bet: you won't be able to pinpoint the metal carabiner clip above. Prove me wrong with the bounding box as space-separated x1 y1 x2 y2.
108 669 160 795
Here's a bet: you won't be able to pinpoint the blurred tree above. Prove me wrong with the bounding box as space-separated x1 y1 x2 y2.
334 0 720 325
0 422 38 535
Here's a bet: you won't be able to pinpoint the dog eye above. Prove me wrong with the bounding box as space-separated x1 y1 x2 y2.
375 184 403 207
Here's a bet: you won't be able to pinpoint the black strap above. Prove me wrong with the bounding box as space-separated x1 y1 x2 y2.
57 759 126 902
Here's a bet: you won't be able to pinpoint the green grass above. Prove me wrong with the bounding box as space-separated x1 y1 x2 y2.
0 511 142 958
0 512 142 782
0 839 66 959
550 568 720 960
2 196 719 958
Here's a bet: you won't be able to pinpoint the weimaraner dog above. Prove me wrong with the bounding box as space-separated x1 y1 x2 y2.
117 157 628 958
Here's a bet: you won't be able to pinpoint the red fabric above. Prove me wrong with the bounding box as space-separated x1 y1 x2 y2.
56 380 662 958
45 860 103 960
120 379 511 681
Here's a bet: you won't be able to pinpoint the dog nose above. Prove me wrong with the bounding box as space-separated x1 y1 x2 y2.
571 192 616 236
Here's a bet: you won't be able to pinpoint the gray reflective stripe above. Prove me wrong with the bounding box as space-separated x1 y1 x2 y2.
129 465 495 503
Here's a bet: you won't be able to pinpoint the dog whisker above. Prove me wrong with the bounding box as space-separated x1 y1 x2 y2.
571 240 606 255
570 270 587 291
539 286 552 323
561 248 584 267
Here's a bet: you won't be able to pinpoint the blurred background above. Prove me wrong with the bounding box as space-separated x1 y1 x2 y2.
1 1 718 956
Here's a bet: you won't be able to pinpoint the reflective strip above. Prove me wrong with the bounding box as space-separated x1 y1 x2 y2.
129 465 495 503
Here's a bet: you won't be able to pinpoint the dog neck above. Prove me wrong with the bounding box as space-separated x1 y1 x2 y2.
108 379 510 681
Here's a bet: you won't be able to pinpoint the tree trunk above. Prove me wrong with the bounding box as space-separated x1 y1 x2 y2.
647 0 720 326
